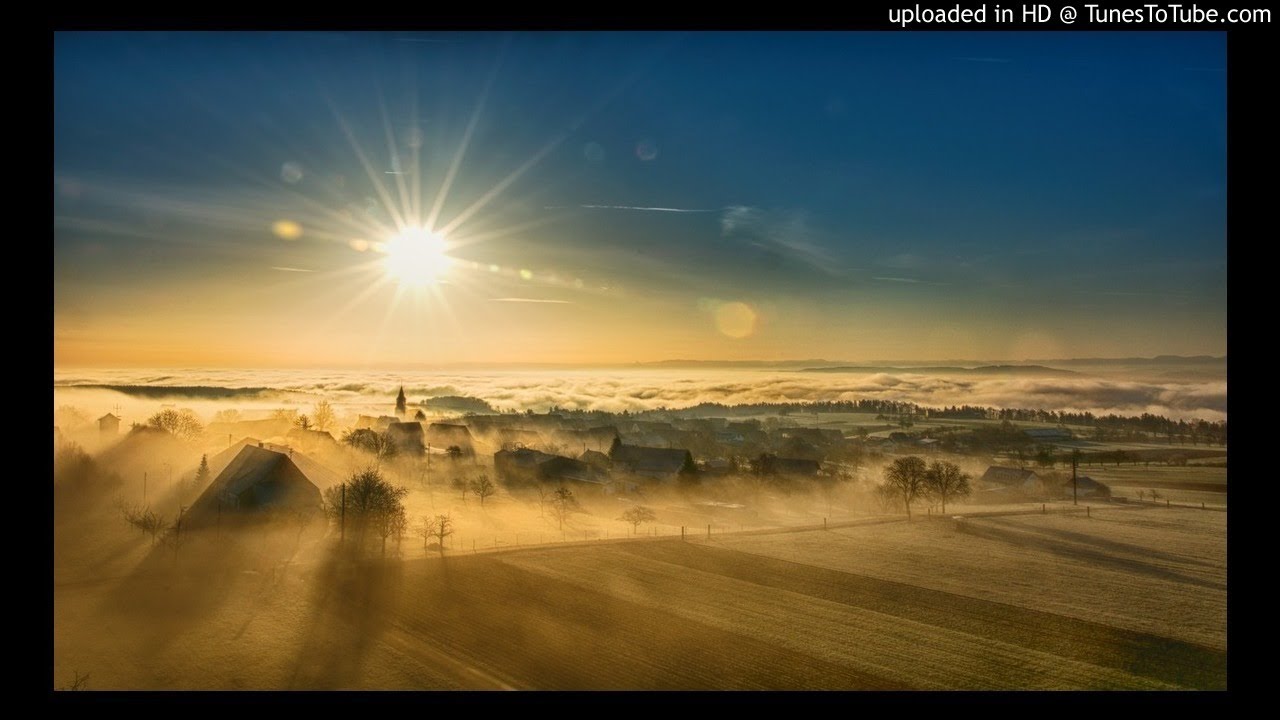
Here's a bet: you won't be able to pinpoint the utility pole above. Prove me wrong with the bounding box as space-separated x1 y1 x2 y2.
1072 449 1080 506
143 472 147 504
340 483 346 542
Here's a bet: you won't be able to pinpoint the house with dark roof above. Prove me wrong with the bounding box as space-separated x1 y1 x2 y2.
494 448 614 492
610 443 697 483
386 421 426 455
978 466 1047 498
569 426 621 453
579 449 612 469
98 413 120 438
427 423 475 455
286 427 337 449
186 444 323 526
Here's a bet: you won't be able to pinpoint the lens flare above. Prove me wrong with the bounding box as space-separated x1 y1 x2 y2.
714 301 757 338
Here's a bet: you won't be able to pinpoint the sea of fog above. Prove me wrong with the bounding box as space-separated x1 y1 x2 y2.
52 365 1227 423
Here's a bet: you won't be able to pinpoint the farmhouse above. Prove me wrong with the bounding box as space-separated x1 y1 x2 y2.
1024 427 1073 442
386 421 426 455
494 447 613 491
610 443 697 483
98 413 120 438
186 444 323 526
286 427 337 449
579 449 612 469
978 466 1047 498
427 422 476 454
569 426 621 453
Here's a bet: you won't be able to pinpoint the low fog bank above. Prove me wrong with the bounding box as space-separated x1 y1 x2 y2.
54 364 1227 422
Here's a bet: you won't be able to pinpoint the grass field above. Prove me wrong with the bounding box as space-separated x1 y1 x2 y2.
54 498 1225 690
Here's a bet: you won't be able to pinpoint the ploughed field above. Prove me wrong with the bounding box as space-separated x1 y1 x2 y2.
54 504 1224 690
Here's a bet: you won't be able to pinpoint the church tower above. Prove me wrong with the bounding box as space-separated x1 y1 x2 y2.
396 386 407 417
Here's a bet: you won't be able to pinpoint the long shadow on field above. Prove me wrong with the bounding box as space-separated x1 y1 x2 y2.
962 522 1226 591
983 517 1222 570
94 527 260 663
288 541 404 689
321 552 910 689
622 541 1226 689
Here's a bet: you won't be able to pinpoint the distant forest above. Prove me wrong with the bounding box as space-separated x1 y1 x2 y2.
522 399 1226 446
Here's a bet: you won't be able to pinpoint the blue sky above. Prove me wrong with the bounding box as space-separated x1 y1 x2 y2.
54 32 1226 366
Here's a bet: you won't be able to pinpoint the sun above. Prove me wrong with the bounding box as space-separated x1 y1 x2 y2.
383 228 451 287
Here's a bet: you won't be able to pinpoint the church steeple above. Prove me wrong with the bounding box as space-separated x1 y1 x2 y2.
396 386 407 416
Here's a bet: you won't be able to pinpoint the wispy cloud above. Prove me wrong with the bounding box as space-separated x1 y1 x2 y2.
545 204 722 213
720 205 843 275
489 297 573 304
270 266 315 273
873 276 949 286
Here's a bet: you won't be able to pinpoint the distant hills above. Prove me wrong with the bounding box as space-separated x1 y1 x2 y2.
636 355 1222 370
799 365 1078 376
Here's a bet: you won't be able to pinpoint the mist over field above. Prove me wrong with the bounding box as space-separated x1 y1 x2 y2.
54 359 1227 423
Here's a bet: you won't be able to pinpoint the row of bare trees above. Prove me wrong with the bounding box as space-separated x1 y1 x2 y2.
880 456 972 519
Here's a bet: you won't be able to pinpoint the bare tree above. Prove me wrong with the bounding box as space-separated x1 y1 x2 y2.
619 505 657 534
420 513 454 555
376 503 407 557
470 474 496 507
882 455 928 520
119 501 167 545
312 400 335 431
924 460 971 514
452 476 470 502
59 670 90 691
550 486 578 530
212 408 241 424
146 409 203 441
294 414 313 431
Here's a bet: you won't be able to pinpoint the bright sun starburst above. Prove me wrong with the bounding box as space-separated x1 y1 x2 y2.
383 228 450 287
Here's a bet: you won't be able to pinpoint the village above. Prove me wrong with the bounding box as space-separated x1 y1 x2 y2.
54 385 1228 549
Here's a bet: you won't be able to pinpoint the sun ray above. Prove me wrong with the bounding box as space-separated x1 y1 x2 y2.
426 42 505 232
319 84 409 231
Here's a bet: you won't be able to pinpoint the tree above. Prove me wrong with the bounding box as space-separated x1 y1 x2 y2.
194 454 210 488
271 408 298 425
342 428 398 467
619 505 657 534
452 476 470 502
59 670 91 691
1035 447 1056 468
119 502 167 545
376 504 408 557
414 409 426 421
146 409 203 441
321 468 408 550
470 474 496 507
55 405 90 430
882 455 928 520
212 408 241 424
924 460 971 514
550 486 578 530
420 513 454 555
294 414 313 431
312 400 335 431
446 445 463 461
